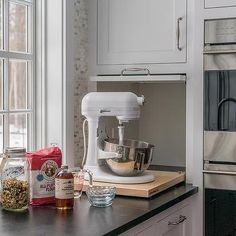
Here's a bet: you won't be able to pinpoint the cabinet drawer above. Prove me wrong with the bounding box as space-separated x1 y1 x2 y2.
120 202 192 236
155 205 192 236
205 0 236 8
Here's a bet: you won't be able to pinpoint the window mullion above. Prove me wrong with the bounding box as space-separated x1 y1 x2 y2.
3 58 8 148
28 0 34 150
31 0 35 149
3 58 8 111
9 0 32 6
3 0 8 150
3 113 8 148
25 3 28 52
0 51 33 60
4 0 8 51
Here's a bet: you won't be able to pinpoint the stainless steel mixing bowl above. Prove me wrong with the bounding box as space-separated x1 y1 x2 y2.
102 138 154 176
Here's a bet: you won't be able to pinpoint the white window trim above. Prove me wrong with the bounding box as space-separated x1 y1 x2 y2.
35 0 75 166
35 0 44 149
0 0 35 150
62 0 75 167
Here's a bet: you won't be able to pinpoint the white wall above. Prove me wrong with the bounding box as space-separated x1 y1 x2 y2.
139 83 186 167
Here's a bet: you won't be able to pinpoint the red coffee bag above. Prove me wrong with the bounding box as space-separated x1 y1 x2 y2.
27 147 62 205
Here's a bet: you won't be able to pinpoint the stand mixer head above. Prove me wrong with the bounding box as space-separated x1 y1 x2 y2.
81 92 154 184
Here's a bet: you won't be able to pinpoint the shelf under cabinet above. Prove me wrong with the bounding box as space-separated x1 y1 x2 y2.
90 74 186 83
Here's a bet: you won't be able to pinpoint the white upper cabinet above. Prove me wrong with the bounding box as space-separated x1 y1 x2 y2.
97 0 187 65
205 0 236 8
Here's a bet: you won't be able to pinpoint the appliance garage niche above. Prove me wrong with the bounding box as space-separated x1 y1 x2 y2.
96 80 186 169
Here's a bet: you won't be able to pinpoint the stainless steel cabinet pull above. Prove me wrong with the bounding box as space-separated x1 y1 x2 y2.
121 68 150 76
168 215 187 226
204 50 236 54
203 170 236 176
177 17 183 51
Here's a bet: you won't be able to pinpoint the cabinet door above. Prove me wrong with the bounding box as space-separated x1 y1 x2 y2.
205 189 236 236
205 0 236 8
155 205 191 236
98 0 186 65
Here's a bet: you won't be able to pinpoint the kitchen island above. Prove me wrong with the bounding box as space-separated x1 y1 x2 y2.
0 183 198 236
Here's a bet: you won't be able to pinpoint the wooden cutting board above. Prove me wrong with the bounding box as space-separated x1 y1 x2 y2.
83 170 185 198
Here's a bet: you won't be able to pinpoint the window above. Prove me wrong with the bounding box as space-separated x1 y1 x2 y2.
0 0 34 152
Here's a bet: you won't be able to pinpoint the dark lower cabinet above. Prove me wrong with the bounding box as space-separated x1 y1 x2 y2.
205 189 236 236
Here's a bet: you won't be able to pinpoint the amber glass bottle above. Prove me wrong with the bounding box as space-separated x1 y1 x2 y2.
55 165 74 209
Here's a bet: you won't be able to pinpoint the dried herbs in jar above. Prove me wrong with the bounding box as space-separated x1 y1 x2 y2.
0 148 29 211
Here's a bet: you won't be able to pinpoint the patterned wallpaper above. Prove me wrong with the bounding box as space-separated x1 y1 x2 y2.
74 0 89 167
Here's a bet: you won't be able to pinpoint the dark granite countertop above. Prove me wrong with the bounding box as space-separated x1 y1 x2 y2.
0 183 198 236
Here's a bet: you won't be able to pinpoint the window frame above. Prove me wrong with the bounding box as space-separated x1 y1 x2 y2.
0 0 35 151
0 0 75 165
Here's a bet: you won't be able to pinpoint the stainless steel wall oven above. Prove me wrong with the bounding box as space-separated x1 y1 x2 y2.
204 18 236 236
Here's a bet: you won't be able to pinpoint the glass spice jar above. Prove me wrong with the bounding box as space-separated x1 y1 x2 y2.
55 165 74 210
0 147 29 211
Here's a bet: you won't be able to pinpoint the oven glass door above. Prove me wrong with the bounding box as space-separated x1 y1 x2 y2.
204 53 236 132
204 53 236 163
204 69 236 131
204 173 236 236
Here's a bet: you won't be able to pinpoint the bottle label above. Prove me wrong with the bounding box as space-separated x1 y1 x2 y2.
55 178 74 199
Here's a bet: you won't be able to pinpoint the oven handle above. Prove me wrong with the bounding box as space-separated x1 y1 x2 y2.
204 170 236 190
203 170 236 175
204 50 236 54
217 98 236 130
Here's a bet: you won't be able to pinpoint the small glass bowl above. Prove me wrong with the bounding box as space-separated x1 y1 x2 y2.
86 186 116 207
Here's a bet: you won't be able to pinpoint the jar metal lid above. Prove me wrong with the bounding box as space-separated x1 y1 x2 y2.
4 147 26 158
5 147 26 155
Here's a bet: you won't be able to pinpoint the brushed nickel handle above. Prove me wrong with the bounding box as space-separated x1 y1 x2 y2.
217 98 236 131
203 170 236 176
121 68 150 76
177 17 183 51
204 50 236 54
168 215 187 226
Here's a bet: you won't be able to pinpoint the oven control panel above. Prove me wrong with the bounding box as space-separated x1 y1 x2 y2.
205 18 236 45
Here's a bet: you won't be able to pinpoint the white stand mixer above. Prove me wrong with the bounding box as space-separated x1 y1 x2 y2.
81 92 155 184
